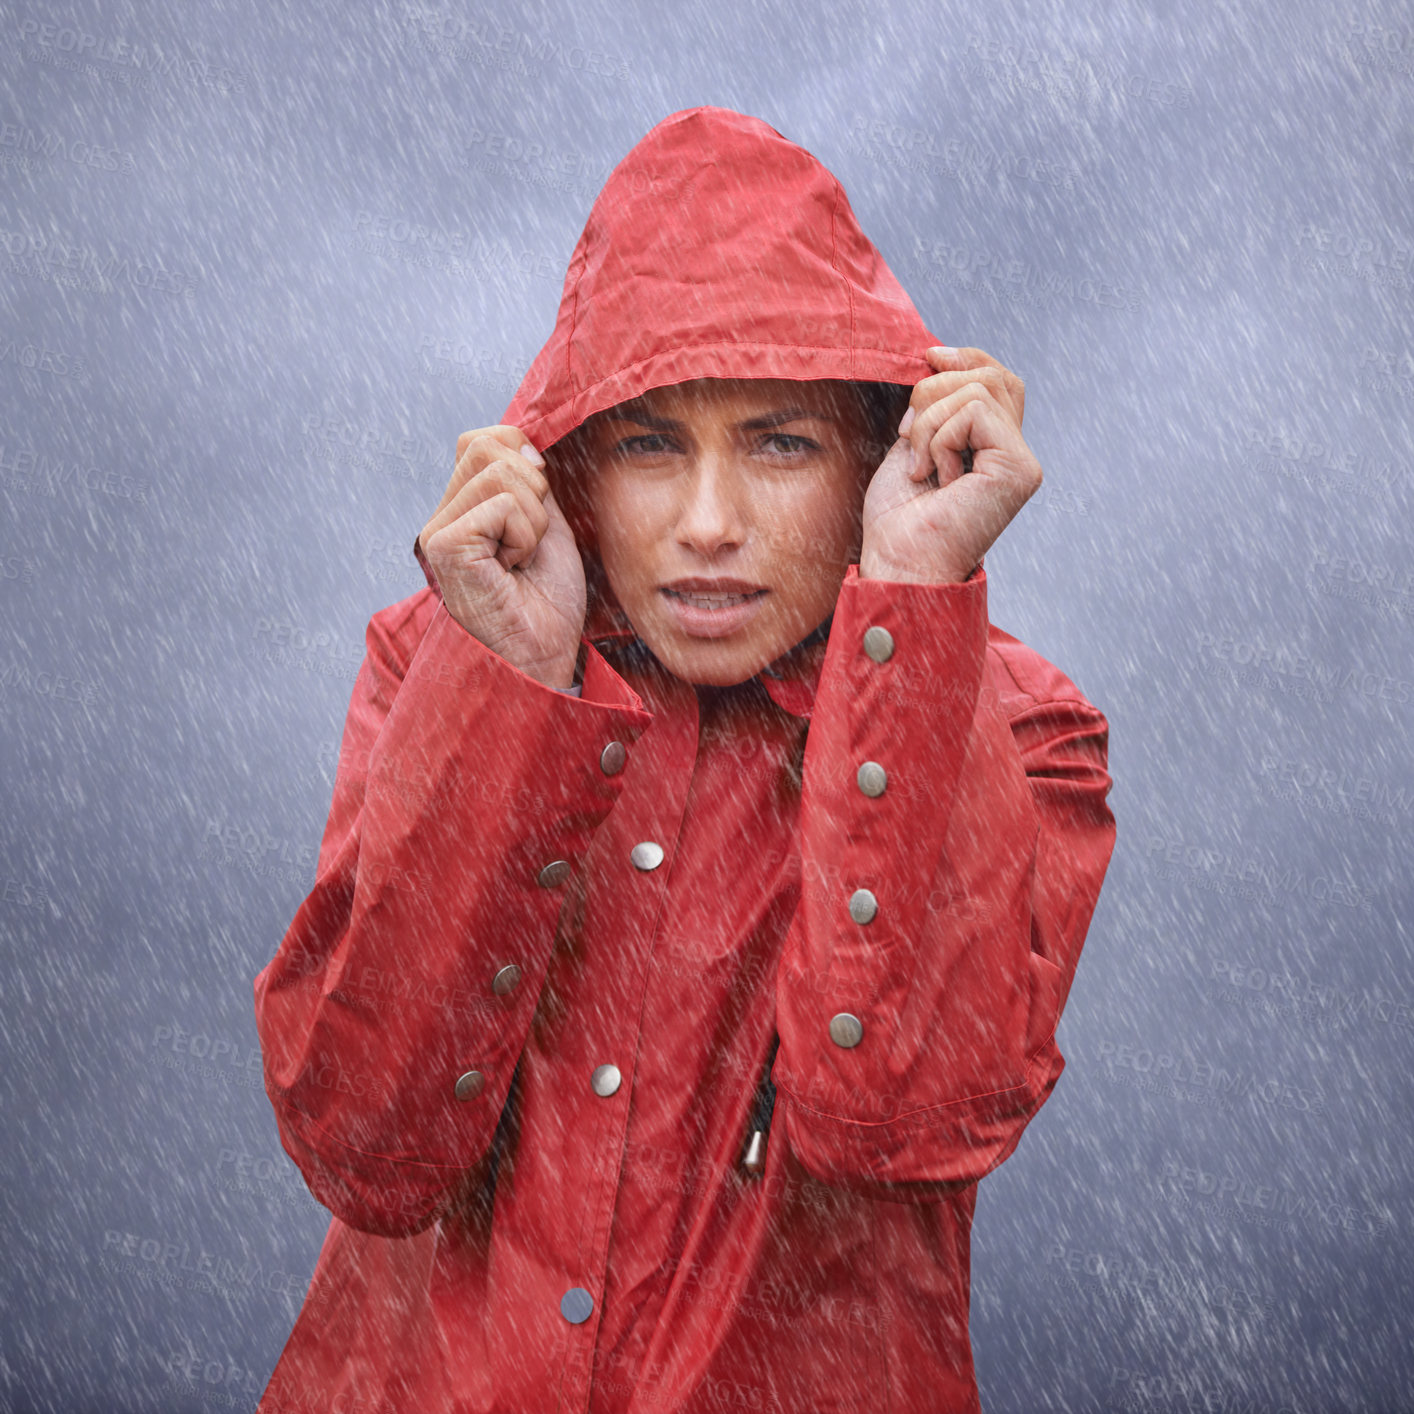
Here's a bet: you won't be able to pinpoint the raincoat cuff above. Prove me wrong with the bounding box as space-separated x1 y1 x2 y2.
414 532 439 596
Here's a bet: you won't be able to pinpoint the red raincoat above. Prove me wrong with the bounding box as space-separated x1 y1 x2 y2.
253 107 1116 1413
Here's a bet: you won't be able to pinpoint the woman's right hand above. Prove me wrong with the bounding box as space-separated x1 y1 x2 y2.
419 426 587 690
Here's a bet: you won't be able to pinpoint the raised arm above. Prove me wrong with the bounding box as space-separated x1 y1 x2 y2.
772 564 1115 1201
253 596 652 1236
773 345 1115 1200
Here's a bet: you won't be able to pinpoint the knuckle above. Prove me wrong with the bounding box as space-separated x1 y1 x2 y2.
468 432 508 462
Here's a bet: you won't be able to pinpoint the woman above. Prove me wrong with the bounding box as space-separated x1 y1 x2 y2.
253 106 1116 1414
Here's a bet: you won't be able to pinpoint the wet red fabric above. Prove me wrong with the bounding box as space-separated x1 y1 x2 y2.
253 106 1116 1413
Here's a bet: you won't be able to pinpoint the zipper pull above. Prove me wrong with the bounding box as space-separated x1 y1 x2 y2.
739 1034 779 1178
741 1129 768 1174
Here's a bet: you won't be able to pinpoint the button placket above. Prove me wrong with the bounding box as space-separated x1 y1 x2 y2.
549 683 699 1408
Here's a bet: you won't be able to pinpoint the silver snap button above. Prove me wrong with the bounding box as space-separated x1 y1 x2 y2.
829 1013 864 1048
857 761 887 797
849 889 878 925
454 1070 486 1101
600 741 627 775
537 860 571 888
630 841 664 871
591 1063 622 1097
491 964 522 996
862 625 895 663
561 1286 594 1324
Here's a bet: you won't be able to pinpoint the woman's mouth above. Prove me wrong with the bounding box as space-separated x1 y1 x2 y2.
659 587 768 637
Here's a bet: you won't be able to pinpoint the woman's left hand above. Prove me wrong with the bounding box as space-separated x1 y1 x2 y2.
859 346 1043 584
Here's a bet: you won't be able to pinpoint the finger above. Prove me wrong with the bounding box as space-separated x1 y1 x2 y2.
422 476 549 578
424 453 549 545
429 490 542 575
909 381 1006 482
454 424 542 466
932 399 1042 503
492 495 542 572
424 490 518 567
438 427 545 518
923 346 1025 426
906 364 1015 432
449 435 548 509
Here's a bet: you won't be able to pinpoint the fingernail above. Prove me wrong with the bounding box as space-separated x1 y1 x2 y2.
930 345 956 358
897 406 916 436
520 442 545 467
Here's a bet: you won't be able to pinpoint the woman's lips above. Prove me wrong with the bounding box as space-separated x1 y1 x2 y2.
659 587 768 638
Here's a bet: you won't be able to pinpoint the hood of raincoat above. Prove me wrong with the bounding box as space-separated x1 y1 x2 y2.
504 104 943 454
491 105 946 657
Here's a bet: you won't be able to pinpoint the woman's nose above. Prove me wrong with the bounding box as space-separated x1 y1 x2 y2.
675 454 747 555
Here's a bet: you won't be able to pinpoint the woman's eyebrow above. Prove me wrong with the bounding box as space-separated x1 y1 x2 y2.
739 409 839 430
602 408 839 431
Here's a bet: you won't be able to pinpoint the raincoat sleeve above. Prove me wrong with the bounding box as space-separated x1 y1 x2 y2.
772 563 1115 1202
252 585 653 1237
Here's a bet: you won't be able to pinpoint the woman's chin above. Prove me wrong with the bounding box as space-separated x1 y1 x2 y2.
634 621 773 687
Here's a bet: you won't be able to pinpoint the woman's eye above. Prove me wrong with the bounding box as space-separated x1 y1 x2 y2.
615 434 677 455
760 433 818 456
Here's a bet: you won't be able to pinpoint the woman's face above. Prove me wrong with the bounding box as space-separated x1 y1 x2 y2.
568 377 874 687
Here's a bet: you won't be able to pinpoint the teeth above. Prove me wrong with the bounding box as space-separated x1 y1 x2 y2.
670 590 757 609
